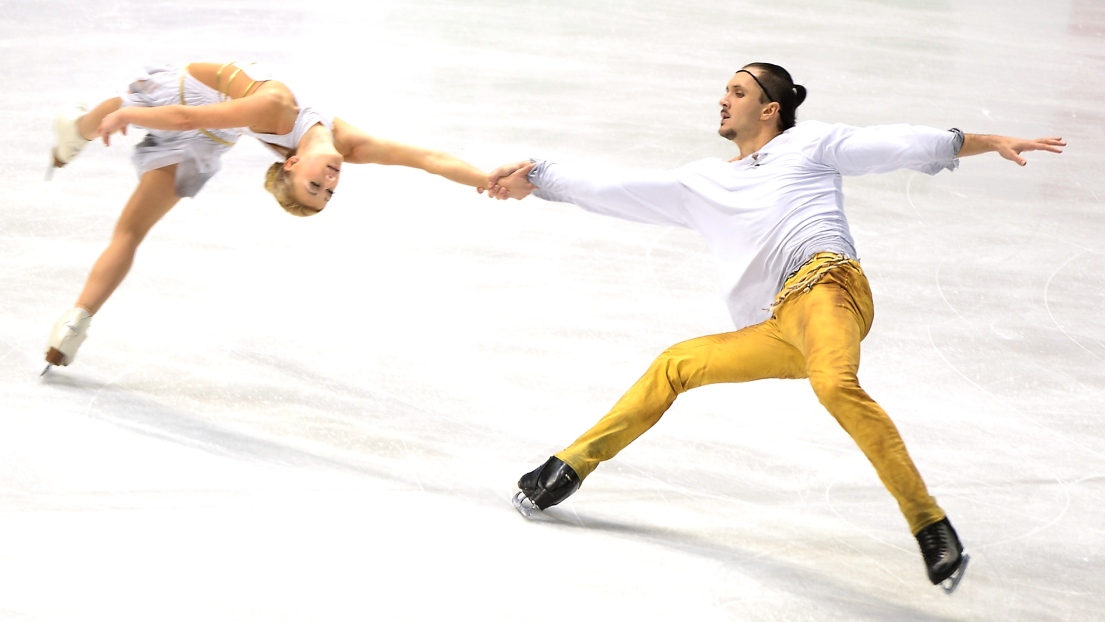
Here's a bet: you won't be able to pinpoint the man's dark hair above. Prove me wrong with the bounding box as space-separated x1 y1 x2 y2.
743 62 808 131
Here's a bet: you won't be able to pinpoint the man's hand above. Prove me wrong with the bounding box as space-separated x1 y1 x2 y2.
485 160 537 200
960 134 1066 166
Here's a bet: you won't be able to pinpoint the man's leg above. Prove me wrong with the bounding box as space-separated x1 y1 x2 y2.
774 262 944 534
554 321 807 480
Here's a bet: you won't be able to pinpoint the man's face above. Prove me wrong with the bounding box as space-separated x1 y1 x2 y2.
718 70 772 141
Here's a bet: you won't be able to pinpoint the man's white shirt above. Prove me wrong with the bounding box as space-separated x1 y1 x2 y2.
528 120 961 330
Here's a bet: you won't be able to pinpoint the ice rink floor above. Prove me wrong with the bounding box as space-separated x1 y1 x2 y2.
2 1 1103 620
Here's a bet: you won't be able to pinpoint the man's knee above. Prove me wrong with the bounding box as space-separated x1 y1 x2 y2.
652 343 702 394
807 371 861 410
808 371 897 440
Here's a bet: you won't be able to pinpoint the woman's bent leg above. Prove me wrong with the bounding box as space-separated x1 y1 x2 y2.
52 97 122 168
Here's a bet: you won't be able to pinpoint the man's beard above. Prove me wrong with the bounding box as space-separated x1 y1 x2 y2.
719 127 737 140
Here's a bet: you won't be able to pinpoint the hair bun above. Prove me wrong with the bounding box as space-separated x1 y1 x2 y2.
793 84 807 106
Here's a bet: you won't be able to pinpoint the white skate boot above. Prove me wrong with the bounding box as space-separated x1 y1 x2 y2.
45 307 92 368
50 103 90 170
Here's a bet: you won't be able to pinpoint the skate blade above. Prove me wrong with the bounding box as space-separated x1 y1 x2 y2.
940 553 970 595
512 491 538 518
47 151 65 180
40 364 53 377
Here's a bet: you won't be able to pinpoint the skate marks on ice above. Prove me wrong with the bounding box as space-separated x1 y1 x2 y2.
508 495 968 619
506 464 975 617
32 352 527 504
1042 244 1105 366
509 429 982 603
927 247 1105 450
825 467 1094 604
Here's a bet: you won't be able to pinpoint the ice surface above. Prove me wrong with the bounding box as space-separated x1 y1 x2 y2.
2 1 1103 620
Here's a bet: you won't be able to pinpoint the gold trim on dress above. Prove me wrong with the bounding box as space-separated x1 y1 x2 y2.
178 70 236 147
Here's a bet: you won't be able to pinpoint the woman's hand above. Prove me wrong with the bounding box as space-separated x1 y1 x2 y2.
485 160 537 200
97 110 130 146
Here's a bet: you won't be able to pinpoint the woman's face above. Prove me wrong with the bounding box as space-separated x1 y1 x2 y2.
285 152 343 212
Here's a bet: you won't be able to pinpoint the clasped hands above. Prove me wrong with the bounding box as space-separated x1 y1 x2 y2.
479 160 537 200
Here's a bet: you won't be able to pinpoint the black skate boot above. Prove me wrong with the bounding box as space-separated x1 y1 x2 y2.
916 517 969 594
511 456 581 517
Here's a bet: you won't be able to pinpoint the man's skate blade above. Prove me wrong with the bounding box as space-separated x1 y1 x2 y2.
940 553 969 595
512 491 537 518
511 492 564 523
40 364 52 377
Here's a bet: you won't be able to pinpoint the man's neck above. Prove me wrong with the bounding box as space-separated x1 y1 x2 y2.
734 127 783 160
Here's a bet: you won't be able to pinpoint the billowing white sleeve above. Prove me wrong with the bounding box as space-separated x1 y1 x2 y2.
806 121 961 176
527 160 690 228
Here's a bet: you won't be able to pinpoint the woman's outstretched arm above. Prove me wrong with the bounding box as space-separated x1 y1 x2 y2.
333 118 489 191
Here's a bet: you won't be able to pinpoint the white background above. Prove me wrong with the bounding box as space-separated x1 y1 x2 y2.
1 1 1103 620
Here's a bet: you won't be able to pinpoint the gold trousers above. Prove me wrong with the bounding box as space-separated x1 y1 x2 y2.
555 253 945 535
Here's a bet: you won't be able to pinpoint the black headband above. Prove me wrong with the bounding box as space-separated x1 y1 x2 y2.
734 69 775 103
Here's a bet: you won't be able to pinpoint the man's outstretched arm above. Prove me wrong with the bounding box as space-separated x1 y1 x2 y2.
957 134 1065 166
486 159 691 228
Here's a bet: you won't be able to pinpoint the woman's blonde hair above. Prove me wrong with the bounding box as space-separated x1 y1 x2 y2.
263 162 320 217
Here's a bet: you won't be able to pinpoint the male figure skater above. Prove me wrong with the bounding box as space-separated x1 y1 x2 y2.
486 62 1064 592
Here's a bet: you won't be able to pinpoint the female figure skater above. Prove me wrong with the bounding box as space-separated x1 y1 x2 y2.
45 62 501 371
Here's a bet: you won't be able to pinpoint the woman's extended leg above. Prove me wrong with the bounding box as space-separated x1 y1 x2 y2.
46 166 181 365
76 166 181 313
